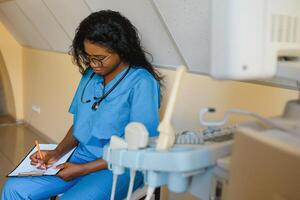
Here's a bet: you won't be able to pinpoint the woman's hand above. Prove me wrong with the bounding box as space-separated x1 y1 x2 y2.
56 162 86 181
30 150 61 168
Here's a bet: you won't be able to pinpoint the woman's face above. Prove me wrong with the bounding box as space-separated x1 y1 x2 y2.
83 40 127 82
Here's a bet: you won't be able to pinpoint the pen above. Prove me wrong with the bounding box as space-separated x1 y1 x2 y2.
35 140 46 168
35 140 44 160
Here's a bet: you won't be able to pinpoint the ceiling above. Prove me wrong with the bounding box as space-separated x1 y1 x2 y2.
0 0 211 72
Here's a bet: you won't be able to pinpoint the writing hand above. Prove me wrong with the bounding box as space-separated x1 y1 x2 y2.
30 150 61 169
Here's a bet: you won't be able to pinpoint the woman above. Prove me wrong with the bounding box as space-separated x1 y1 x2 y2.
2 10 162 200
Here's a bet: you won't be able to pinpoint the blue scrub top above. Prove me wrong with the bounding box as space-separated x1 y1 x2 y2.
69 66 160 161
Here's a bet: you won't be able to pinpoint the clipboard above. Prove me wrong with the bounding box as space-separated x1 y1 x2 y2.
7 144 76 177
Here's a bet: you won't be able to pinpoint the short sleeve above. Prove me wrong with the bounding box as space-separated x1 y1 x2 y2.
129 76 160 137
68 83 81 115
68 69 93 115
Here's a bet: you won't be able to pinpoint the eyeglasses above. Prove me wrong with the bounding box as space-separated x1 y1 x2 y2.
82 54 111 67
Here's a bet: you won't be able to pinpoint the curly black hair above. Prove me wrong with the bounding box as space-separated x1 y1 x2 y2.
69 10 163 84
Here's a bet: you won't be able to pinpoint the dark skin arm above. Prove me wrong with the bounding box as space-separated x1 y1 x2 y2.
56 158 108 181
30 126 78 166
55 125 79 156
30 125 108 181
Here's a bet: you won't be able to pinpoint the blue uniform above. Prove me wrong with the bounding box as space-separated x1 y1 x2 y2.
1 66 160 200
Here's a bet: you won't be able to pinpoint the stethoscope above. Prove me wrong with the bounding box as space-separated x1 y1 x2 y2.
80 66 131 111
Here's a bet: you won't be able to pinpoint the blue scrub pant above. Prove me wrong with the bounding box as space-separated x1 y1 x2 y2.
1 153 143 200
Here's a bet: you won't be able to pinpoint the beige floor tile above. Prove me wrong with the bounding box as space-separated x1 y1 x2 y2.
0 124 48 193
0 151 14 175
0 125 47 165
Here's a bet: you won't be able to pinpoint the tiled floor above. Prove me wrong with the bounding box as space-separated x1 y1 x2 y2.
0 124 47 193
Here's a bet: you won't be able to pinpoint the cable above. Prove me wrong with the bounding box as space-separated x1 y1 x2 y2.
199 108 299 134
110 174 118 200
124 122 149 199
108 137 128 200
126 169 136 200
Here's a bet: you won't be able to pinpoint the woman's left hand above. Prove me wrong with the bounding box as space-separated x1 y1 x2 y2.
56 162 86 181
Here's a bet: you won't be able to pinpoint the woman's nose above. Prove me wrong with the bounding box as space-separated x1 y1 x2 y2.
90 62 98 68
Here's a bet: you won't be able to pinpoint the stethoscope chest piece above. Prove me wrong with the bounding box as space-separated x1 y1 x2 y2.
92 101 100 111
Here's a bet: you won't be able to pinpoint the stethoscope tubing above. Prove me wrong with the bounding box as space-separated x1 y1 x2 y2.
81 66 131 111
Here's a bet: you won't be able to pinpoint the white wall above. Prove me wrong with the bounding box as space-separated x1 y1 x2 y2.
21 46 298 144
160 68 298 134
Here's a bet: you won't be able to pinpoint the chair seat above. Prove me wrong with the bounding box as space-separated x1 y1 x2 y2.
130 185 148 200
51 185 159 200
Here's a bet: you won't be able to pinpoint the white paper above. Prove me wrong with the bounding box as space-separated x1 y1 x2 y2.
8 144 76 176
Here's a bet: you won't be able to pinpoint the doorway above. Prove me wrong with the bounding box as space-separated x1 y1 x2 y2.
0 51 16 124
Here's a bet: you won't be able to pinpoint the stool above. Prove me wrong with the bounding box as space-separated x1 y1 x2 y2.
130 186 160 200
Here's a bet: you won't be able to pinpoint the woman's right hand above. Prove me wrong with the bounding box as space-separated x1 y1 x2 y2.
30 150 61 168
